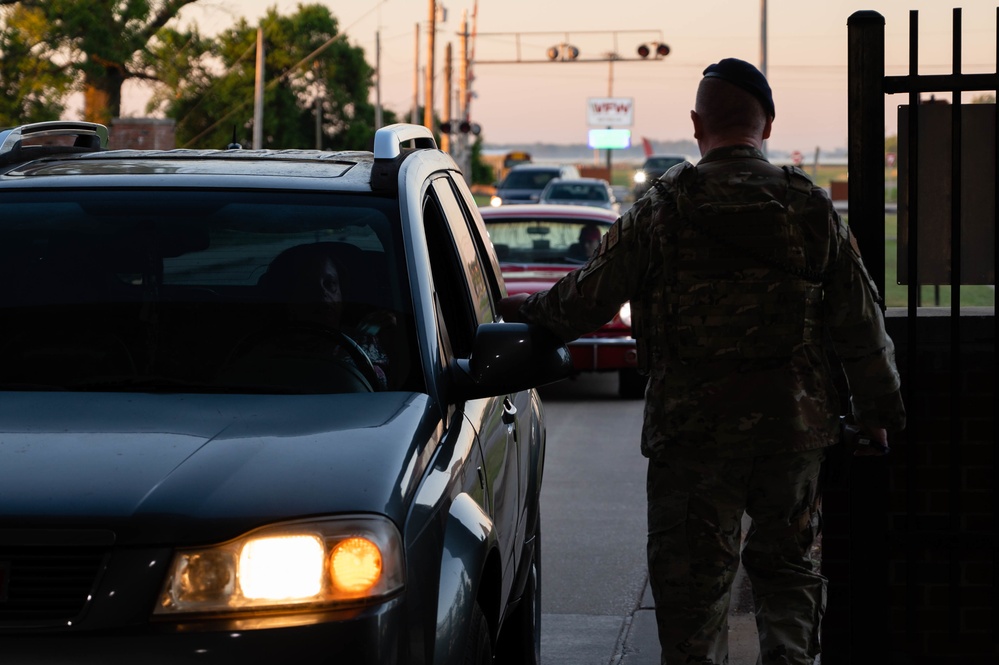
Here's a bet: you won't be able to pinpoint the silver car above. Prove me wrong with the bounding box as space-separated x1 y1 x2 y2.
538 177 621 215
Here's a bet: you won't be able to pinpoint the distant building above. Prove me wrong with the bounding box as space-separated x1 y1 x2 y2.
109 118 175 150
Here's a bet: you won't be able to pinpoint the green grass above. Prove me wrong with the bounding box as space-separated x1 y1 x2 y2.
876 214 994 308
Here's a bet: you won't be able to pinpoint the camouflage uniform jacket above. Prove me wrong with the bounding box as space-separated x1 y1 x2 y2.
518 145 905 460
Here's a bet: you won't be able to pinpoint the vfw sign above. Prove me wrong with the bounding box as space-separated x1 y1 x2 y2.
587 97 634 127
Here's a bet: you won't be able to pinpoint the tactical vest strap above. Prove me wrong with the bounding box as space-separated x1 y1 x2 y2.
782 165 814 215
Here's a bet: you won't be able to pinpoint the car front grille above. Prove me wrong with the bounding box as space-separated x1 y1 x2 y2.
0 531 112 625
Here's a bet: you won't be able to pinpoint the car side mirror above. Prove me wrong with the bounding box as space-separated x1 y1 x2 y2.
452 323 572 399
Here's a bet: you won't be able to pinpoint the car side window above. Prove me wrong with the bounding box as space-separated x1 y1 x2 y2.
430 178 497 324
448 177 506 304
423 177 495 358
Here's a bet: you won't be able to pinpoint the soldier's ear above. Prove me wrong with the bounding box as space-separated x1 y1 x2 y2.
762 116 773 140
690 110 702 140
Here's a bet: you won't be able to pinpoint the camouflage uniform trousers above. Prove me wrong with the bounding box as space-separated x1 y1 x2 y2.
646 447 826 664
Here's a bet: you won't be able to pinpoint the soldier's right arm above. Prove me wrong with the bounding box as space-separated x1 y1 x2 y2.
824 212 906 432
517 194 660 342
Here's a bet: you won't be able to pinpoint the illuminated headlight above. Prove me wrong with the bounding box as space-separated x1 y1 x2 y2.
490 195 503 207
155 517 404 615
633 171 647 185
618 301 632 327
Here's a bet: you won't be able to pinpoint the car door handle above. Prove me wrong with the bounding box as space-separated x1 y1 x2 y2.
502 397 517 425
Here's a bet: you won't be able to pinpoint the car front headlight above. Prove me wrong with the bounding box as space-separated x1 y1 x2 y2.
155 517 404 616
618 301 632 327
490 195 503 207
633 171 647 185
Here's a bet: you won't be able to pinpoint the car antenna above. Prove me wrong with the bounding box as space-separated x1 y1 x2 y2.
225 127 242 150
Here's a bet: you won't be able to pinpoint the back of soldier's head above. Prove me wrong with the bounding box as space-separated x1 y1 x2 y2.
695 77 770 137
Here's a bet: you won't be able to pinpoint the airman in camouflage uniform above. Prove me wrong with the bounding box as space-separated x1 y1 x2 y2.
499 58 905 664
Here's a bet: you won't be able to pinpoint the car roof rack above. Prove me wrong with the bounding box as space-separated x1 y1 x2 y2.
370 123 438 192
0 121 109 166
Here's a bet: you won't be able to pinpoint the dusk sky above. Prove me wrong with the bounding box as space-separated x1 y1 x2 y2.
143 1 997 153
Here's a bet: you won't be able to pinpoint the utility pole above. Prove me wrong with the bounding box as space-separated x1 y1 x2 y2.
314 60 322 149
423 0 436 130
760 0 768 79
253 27 264 149
411 23 420 124
760 0 768 155
442 43 452 153
606 54 615 174
375 31 383 130
457 10 470 179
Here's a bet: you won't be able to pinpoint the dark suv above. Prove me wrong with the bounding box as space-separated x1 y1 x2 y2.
490 163 580 206
0 121 570 664
631 154 688 199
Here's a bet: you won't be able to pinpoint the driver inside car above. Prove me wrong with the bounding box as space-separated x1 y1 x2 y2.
258 242 397 391
569 224 602 261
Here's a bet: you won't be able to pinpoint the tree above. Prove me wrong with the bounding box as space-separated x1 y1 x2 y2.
0 4 74 125
470 135 494 185
0 0 202 124
150 4 384 150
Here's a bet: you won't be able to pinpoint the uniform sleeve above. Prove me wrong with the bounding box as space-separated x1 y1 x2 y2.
518 196 658 343
823 209 906 431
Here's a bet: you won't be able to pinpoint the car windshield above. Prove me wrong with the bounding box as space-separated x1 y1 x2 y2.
543 183 609 202
485 218 607 265
501 170 559 189
0 190 419 394
645 157 685 172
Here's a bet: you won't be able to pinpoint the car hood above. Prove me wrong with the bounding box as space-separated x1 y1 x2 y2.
500 264 572 295
540 199 613 210
0 392 437 545
495 188 542 203
500 265 630 334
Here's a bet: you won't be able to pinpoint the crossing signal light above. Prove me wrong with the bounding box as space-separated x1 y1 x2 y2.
546 44 579 61
637 42 671 59
439 120 481 135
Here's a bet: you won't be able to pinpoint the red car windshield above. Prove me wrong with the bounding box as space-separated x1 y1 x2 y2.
485 218 608 265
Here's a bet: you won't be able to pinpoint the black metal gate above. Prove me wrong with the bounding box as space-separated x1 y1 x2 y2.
835 8 997 664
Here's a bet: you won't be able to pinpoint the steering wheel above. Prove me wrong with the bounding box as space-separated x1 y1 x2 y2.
224 324 381 393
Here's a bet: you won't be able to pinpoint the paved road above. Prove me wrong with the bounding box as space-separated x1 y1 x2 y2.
536 372 760 665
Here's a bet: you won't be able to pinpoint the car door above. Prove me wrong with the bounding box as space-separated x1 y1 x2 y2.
453 178 542 564
424 176 528 594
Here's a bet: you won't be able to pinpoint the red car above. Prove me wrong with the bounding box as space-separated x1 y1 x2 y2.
480 204 644 398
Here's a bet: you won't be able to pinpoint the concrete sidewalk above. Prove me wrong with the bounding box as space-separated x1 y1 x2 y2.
615 514 761 665
616 570 760 665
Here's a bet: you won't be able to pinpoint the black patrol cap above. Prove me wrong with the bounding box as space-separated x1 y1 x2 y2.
702 58 775 119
